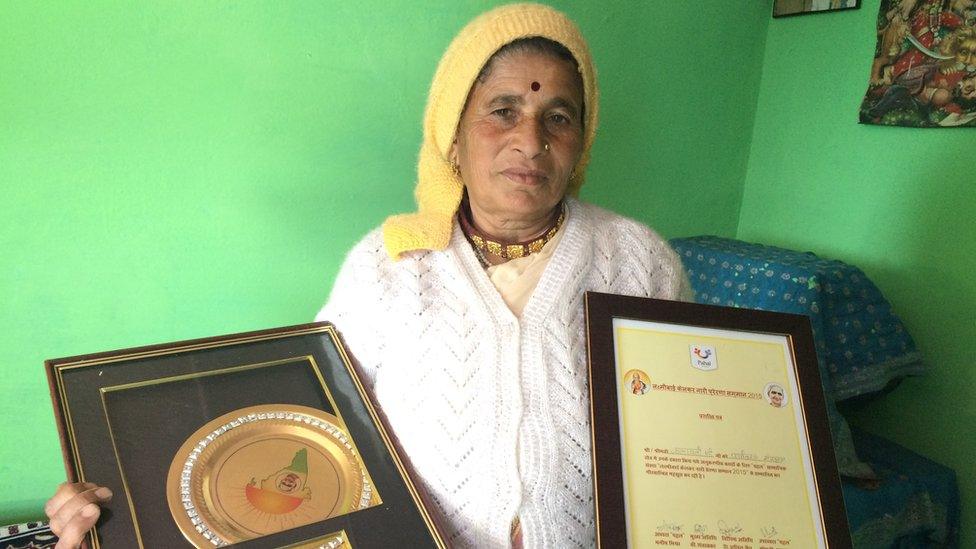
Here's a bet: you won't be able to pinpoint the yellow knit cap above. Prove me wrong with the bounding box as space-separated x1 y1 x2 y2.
381 3 599 260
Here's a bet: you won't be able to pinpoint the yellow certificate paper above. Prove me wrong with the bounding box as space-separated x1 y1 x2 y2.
586 293 850 549
614 319 823 548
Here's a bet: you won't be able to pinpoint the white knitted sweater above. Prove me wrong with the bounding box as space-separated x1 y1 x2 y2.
317 199 688 548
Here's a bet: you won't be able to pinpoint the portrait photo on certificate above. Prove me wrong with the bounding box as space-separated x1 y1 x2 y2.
585 292 852 549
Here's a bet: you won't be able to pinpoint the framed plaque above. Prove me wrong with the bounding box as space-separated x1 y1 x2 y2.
47 322 445 548
585 292 851 549
772 0 860 18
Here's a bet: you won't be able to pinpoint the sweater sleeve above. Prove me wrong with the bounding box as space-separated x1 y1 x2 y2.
675 262 695 302
315 231 387 391
635 218 694 303
659 238 694 303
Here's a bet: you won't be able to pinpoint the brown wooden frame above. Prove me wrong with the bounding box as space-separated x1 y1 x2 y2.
585 292 851 548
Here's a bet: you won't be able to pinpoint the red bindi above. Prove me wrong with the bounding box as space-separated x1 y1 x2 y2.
530 81 540 92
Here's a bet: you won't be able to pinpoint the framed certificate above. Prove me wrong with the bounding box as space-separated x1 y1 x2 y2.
47 322 445 548
585 292 851 549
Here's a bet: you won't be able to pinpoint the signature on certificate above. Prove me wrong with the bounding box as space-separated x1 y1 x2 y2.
656 521 682 532
717 520 742 535
761 525 779 537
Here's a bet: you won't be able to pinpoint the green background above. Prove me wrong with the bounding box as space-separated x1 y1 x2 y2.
1 0 970 545
741 3 974 547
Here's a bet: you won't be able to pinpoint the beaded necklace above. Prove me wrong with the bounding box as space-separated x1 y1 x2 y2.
458 201 565 268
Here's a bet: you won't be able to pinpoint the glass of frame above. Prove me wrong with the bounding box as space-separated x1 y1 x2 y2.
47 322 445 549
585 292 851 549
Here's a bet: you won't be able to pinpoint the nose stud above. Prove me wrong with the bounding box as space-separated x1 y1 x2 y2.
544 143 550 152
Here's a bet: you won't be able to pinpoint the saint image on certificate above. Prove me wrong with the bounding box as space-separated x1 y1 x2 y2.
764 382 789 408
623 369 650 396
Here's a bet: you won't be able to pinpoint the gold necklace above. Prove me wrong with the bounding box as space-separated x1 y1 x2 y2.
459 204 565 262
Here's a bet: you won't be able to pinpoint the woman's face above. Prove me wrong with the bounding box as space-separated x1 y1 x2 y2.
451 51 584 225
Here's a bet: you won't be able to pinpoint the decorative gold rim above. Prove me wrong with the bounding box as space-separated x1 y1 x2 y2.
165 404 379 547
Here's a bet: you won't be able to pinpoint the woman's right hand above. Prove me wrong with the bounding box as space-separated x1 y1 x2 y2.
44 482 113 549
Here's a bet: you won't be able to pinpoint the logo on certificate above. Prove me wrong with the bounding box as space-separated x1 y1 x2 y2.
623 369 650 396
689 344 717 371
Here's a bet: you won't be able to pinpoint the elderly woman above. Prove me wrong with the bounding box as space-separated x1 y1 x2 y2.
44 4 688 548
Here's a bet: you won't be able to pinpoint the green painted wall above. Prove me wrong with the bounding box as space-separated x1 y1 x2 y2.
0 2 768 522
738 0 974 545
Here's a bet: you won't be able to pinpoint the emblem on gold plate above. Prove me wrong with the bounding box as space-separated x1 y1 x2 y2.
165 404 380 547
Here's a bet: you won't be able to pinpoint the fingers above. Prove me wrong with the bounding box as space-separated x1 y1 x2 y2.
53 503 100 549
45 482 95 520
50 484 112 533
45 482 112 548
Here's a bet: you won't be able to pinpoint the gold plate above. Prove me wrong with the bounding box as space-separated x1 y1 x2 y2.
166 404 381 547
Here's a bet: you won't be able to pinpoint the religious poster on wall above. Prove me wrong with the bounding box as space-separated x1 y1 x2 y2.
859 0 976 127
